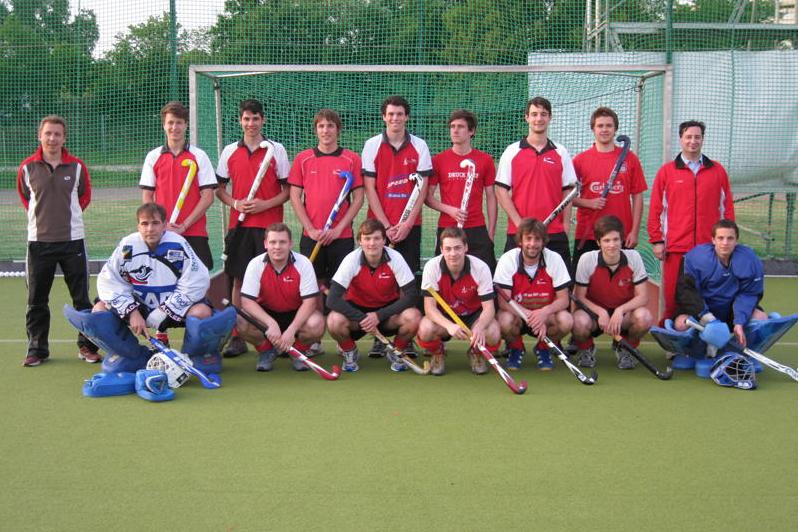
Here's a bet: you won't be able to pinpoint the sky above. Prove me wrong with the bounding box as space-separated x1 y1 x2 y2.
70 0 226 55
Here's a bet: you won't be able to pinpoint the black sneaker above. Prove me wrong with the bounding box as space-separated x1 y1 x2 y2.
222 336 248 358
368 338 386 358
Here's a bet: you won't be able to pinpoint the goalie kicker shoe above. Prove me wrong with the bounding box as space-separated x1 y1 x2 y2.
256 348 277 372
576 345 597 368
341 347 360 372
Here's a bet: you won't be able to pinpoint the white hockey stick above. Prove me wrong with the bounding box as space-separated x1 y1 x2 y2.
169 159 198 225
457 159 476 229
237 140 275 223
398 173 424 225
542 182 581 227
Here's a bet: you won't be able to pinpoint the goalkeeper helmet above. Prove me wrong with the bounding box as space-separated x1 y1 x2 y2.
146 352 190 388
710 353 757 390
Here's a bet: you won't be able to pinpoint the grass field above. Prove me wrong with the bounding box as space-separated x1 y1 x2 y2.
1 277 797 531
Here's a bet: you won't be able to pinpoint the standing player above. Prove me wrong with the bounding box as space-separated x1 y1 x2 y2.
572 216 653 369
495 96 578 268
418 227 500 376
572 107 647 268
494 218 573 371
326 219 421 372
216 99 290 358
361 95 432 357
426 109 497 271
237 223 324 372
140 101 217 270
289 108 364 293
17 115 100 366
648 120 734 324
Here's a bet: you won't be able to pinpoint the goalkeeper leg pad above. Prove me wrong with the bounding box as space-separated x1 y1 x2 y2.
182 307 237 374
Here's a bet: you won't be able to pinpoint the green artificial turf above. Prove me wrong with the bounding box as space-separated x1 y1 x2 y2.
1 277 797 531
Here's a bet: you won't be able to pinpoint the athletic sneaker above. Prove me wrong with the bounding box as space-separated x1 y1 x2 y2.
430 353 446 376
469 350 488 375
78 346 102 364
385 347 407 372
308 342 324 357
368 338 385 358
505 348 525 371
575 345 597 368
256 348 277 372
535 347 555 371
222 336 248 358
291 356 309 372
614 342 638 370
342 348 360 372
23 354 46 367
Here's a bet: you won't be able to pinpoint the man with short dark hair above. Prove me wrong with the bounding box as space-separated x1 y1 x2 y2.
648 120 734 323
495 96 578 269
17 115 100 367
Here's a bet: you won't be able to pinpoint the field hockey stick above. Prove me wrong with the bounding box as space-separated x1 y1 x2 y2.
496 289 596 385
145 332 222 389
389 173 424 248
169 159 198 225
542 182 581 227
457 159 476 229
371 329 431 375
685 317 798 382
223 299 340 380
576 135 631 249
427 287 527 395
571 294 673 380
309 170 355 263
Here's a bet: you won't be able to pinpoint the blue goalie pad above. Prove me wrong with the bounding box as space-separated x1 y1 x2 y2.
743 314 798 354
63 305 151 366
135 369 175 402
694 357 715 379
181 307 236 374
650 320 706 359
83 372 136 397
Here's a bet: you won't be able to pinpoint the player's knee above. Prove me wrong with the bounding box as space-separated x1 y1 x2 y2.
417 317 438 341
673 314 689 331
572 312 592 337
187 303 212 319
497 310 516 333
632 307 653 330
237 322 261 344
326 312 347 335
304 311 326 339
554 310 573 334
399 307 422 328
485 320 501 344
92 300 109 312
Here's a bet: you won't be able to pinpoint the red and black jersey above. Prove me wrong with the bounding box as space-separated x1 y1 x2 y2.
575 249 648 310
495 138 577 234
430 148 496 228
493 247 571 310
240 251 319 313
288 147 364 238
421 254 494 316
216 139 290 229
331 246 415 309
361 132 433 226
139 144 217 237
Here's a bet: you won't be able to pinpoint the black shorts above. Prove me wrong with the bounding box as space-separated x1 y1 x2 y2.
185 236 213 271
390 225 422 274
438 309 482 341
266 309 299 334
504 231 571 275
299 235 354 284
436 226 496 272
346 303 400 341
223 227 265 279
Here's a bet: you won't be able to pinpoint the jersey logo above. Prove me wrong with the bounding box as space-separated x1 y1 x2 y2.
282 275 294 282
166 249 185 262
122 245 133 261
378 271 392 280
63 175 71 181
125 264 153 285
403 157 417 166
543 157 556 165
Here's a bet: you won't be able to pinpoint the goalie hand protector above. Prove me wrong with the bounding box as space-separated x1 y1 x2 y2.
146 352 191 388
710 353 757 390
699 319 732 350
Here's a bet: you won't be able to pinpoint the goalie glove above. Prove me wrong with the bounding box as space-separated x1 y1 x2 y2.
145 305 183 331
699 319 732 350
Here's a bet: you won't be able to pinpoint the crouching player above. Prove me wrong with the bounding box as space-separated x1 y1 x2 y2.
326 219 421 372
494 218 572 371
65 203 235 375
236 223 325 372
571 215 653 369
418 227 500 376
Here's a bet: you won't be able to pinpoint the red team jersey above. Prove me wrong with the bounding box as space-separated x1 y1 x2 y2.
140 144 217 237
216 139 290 229
361 132 433 226
288 147 364 239
421 255 494 316
332 246 415 309
572 145 648 241
430 148 496 228
494 248 571 310
496 138 577 235
240 251 319 313
575 249 648 310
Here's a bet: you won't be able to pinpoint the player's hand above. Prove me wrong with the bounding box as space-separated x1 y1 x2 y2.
276 330 296 353
166 222 185 234
624 232 639 248
324 224 344 244
588 197 607 210
265 320 282 345
359 312 380 333
470 325 487 348
446 322 468 341
597 308 611 332
238 198 259 214
733 324 746 347
652 243 665 260
447 205 467 226
606 309 624 337
307 227 323 242
528 308 549 338
128 310 147 336
390 222 412 244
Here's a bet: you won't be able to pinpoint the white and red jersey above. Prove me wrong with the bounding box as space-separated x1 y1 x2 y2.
496 138 577 234
216 139 290 229
241 251 319 313
421 254 494 316
431 148 496 228
288 147 364 238
332 246 415 309
575 249 647 310
494 247 571 310
573 145 647 241
361 132 432 226
139 144 217 237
